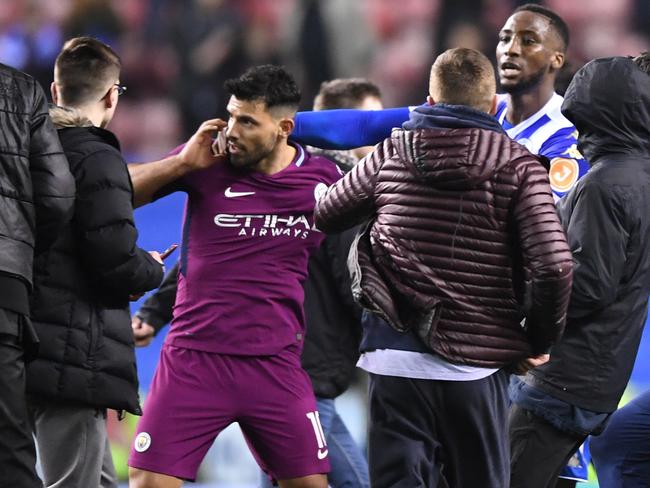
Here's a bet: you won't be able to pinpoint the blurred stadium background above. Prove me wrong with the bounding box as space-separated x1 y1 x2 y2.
2 0 650 486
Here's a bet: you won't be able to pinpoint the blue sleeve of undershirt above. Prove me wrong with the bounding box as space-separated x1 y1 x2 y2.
291 107 411 150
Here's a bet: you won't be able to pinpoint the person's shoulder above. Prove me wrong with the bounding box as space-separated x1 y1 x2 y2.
60 127 127 177
302 147 344 183
537 94 586 177
506 139 549 176
0 63 35 88
306 146 357 173
59 126 122 158
543 93 574 129
588 158 641 188
0 64 40 112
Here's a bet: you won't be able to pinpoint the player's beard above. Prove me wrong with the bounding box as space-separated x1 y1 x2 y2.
228 137 276 170
501 65 548 95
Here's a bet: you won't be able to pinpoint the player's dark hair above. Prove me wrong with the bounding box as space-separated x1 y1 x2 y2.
54 37 121 106
314 78 381 111
633 52 650 74
514 3 570 52
224 65 301 113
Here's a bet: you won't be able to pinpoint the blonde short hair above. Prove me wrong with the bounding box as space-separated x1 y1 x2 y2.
429 48 496 113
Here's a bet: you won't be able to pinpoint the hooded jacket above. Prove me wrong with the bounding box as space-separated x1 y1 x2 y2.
315 104 573 368
527 57 650 412
26 107 164 415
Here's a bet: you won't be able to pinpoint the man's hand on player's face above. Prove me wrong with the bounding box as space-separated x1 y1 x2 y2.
179 118 228 171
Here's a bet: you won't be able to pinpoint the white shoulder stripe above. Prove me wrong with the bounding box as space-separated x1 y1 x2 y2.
295 144 305 167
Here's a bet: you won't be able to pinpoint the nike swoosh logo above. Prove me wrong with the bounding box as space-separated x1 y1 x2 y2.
225 187 255 198
317 448 328 460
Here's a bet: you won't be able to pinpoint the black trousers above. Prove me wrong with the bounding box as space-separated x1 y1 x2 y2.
0 309 41 488
368 370 509 488
509 404 587 488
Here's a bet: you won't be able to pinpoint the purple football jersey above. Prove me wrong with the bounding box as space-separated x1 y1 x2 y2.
166 143 342 355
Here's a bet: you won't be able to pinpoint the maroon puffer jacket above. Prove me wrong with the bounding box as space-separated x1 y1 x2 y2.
314 127 573 368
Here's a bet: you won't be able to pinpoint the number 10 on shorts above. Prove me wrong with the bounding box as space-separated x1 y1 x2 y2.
306 411 329 460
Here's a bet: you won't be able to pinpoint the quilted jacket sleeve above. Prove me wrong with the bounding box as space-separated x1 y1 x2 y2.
512 158 574 353
73 148 164 296
136 261 179 332
29 79 75 252
314 140 387 233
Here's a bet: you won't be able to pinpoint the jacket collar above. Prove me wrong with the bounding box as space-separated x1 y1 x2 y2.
49 105 121 151
403 103 505 134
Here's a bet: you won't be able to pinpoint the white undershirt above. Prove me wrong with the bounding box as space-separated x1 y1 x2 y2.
357 349 499 381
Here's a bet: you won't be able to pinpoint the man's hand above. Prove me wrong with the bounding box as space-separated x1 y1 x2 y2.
149 250 164 264
131 315 156 347
129 118 228 208
149 249 166 273
178 118 228 171
512 353 550 375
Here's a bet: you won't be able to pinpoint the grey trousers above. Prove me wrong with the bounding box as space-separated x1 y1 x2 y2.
29 399 118 488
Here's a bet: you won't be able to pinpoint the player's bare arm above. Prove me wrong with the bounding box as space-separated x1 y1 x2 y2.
129 118 227 207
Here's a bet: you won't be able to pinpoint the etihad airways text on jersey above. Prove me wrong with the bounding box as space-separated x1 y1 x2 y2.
213 213 319 239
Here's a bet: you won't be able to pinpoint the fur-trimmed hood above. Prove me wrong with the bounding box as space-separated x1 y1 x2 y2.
48 105 94 129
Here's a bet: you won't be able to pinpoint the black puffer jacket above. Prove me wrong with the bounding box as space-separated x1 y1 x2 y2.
315 104 574 368
528 57 650 413
0 64 74 286
26 108 164 415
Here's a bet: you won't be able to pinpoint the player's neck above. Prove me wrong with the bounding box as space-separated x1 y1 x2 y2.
255 141 296 175
506 83 555 126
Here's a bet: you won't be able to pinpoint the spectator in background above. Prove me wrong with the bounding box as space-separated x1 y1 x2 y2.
25 37 164 488
63 0 122 46
314 47 573 488
169 0 247 136
508 52 650 488
0 61 75 488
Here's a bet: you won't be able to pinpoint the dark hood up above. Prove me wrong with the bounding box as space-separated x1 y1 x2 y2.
562 56 650 164
396 103 518 190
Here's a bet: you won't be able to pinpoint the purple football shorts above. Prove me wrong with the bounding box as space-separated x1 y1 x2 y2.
128 343 330 481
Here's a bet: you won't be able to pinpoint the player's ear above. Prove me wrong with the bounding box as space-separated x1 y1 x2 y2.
279 118 295 138
551 51 565 71
51 82 59 105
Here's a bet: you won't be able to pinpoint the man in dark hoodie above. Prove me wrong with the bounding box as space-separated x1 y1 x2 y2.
508 54 650 488
314 47 574 488
25 37 165 488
